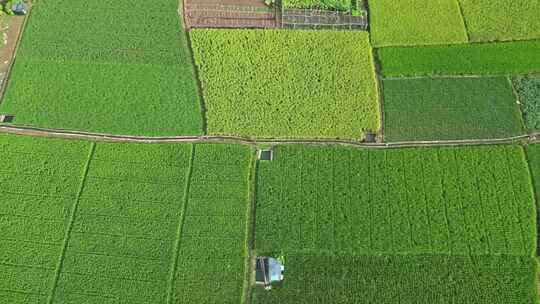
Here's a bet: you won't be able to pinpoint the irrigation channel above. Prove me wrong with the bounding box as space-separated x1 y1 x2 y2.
1 124 539 149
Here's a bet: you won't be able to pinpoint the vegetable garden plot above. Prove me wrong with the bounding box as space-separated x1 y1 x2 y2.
0 134 90 303
282 0 352 10
251 253 539 304
457 0 540 43
191 29 380 140
383 77 524 141
377 40 540 77
0 0 203 136
255 145 536 256
513 75 540 132
369 0 468 47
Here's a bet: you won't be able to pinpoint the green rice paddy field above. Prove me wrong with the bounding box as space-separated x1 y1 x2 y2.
0 134 253 303
1 0 540 303
0 0 203 136
1 134 539 303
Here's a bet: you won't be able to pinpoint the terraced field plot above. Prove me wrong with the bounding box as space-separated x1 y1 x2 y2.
0 0 203 136
0 134 253 303
370 0 468 47
383 77 524 141
253 144 537 303
458 0 540 42
191 29 380 140
378 40 540 77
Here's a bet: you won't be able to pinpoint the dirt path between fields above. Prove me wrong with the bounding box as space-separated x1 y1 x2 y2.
0 125 538 148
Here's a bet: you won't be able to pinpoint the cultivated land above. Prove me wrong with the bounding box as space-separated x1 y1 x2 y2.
254 144 537 303
383 77 524 141
0 0 203 136
1 0 540 303
0 134 253 303
513 75 540 132
282 0 351 10
191 29 380 140
370 0 467 47
458 0 540 43
378 40 540 77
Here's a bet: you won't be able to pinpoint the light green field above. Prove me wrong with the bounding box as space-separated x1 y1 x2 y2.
458 0 540 42
370 0 468 47
191 29 380 140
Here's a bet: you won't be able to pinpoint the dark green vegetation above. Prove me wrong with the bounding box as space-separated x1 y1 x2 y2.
383 77 524 141
0 0 202 135
282 0 351 10
458 0 540 42
252 254 538 304
513 75 540 132
0 134 253 303
377 40 540 77
253 144 537 303
369 0 467 47
191 29 380 140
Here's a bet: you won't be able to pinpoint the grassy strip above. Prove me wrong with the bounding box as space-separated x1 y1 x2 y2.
377 40 540 77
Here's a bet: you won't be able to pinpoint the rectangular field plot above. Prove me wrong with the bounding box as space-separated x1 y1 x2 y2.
512 75 540 132
255 145 536 256
0 0 203 136
0 134 254 303
0 134 90 303
251 254 538 304
369 0 467 47
458 0 540 43
190 29 380 140
383 77 524 141
170 144 253 304
377 40 540 77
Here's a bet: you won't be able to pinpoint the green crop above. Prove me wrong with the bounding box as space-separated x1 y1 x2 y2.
0 0 203 136
458 0 540 43
512 75 540 131
252 253 539 304
377 40 540 77
383 77 524 141
0 134 253 303
370 0 468 47
191 29 380 140
255 144 536 255
282 0 351 10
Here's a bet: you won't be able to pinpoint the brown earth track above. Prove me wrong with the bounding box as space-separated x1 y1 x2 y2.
0 13 27 99
184 0 277 29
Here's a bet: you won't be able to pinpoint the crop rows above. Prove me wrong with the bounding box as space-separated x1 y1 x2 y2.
383 77 524 141
252 253 538 304
190 29 380 140
170 144 252 304
282 0 351 10
0 134 90 303
0 0 203 136
0 135 253 303
377 39 540 77
255 145 536 256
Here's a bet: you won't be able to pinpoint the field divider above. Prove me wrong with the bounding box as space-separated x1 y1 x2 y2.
242 149 259 304
1 124 540 148
46 142 96 304
166 144 195 304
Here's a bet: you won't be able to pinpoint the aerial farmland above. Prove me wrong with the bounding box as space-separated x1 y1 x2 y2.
0 0 539 303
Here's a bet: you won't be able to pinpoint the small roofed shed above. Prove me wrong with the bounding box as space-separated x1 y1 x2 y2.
255 257 284 289
12 3 28 15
